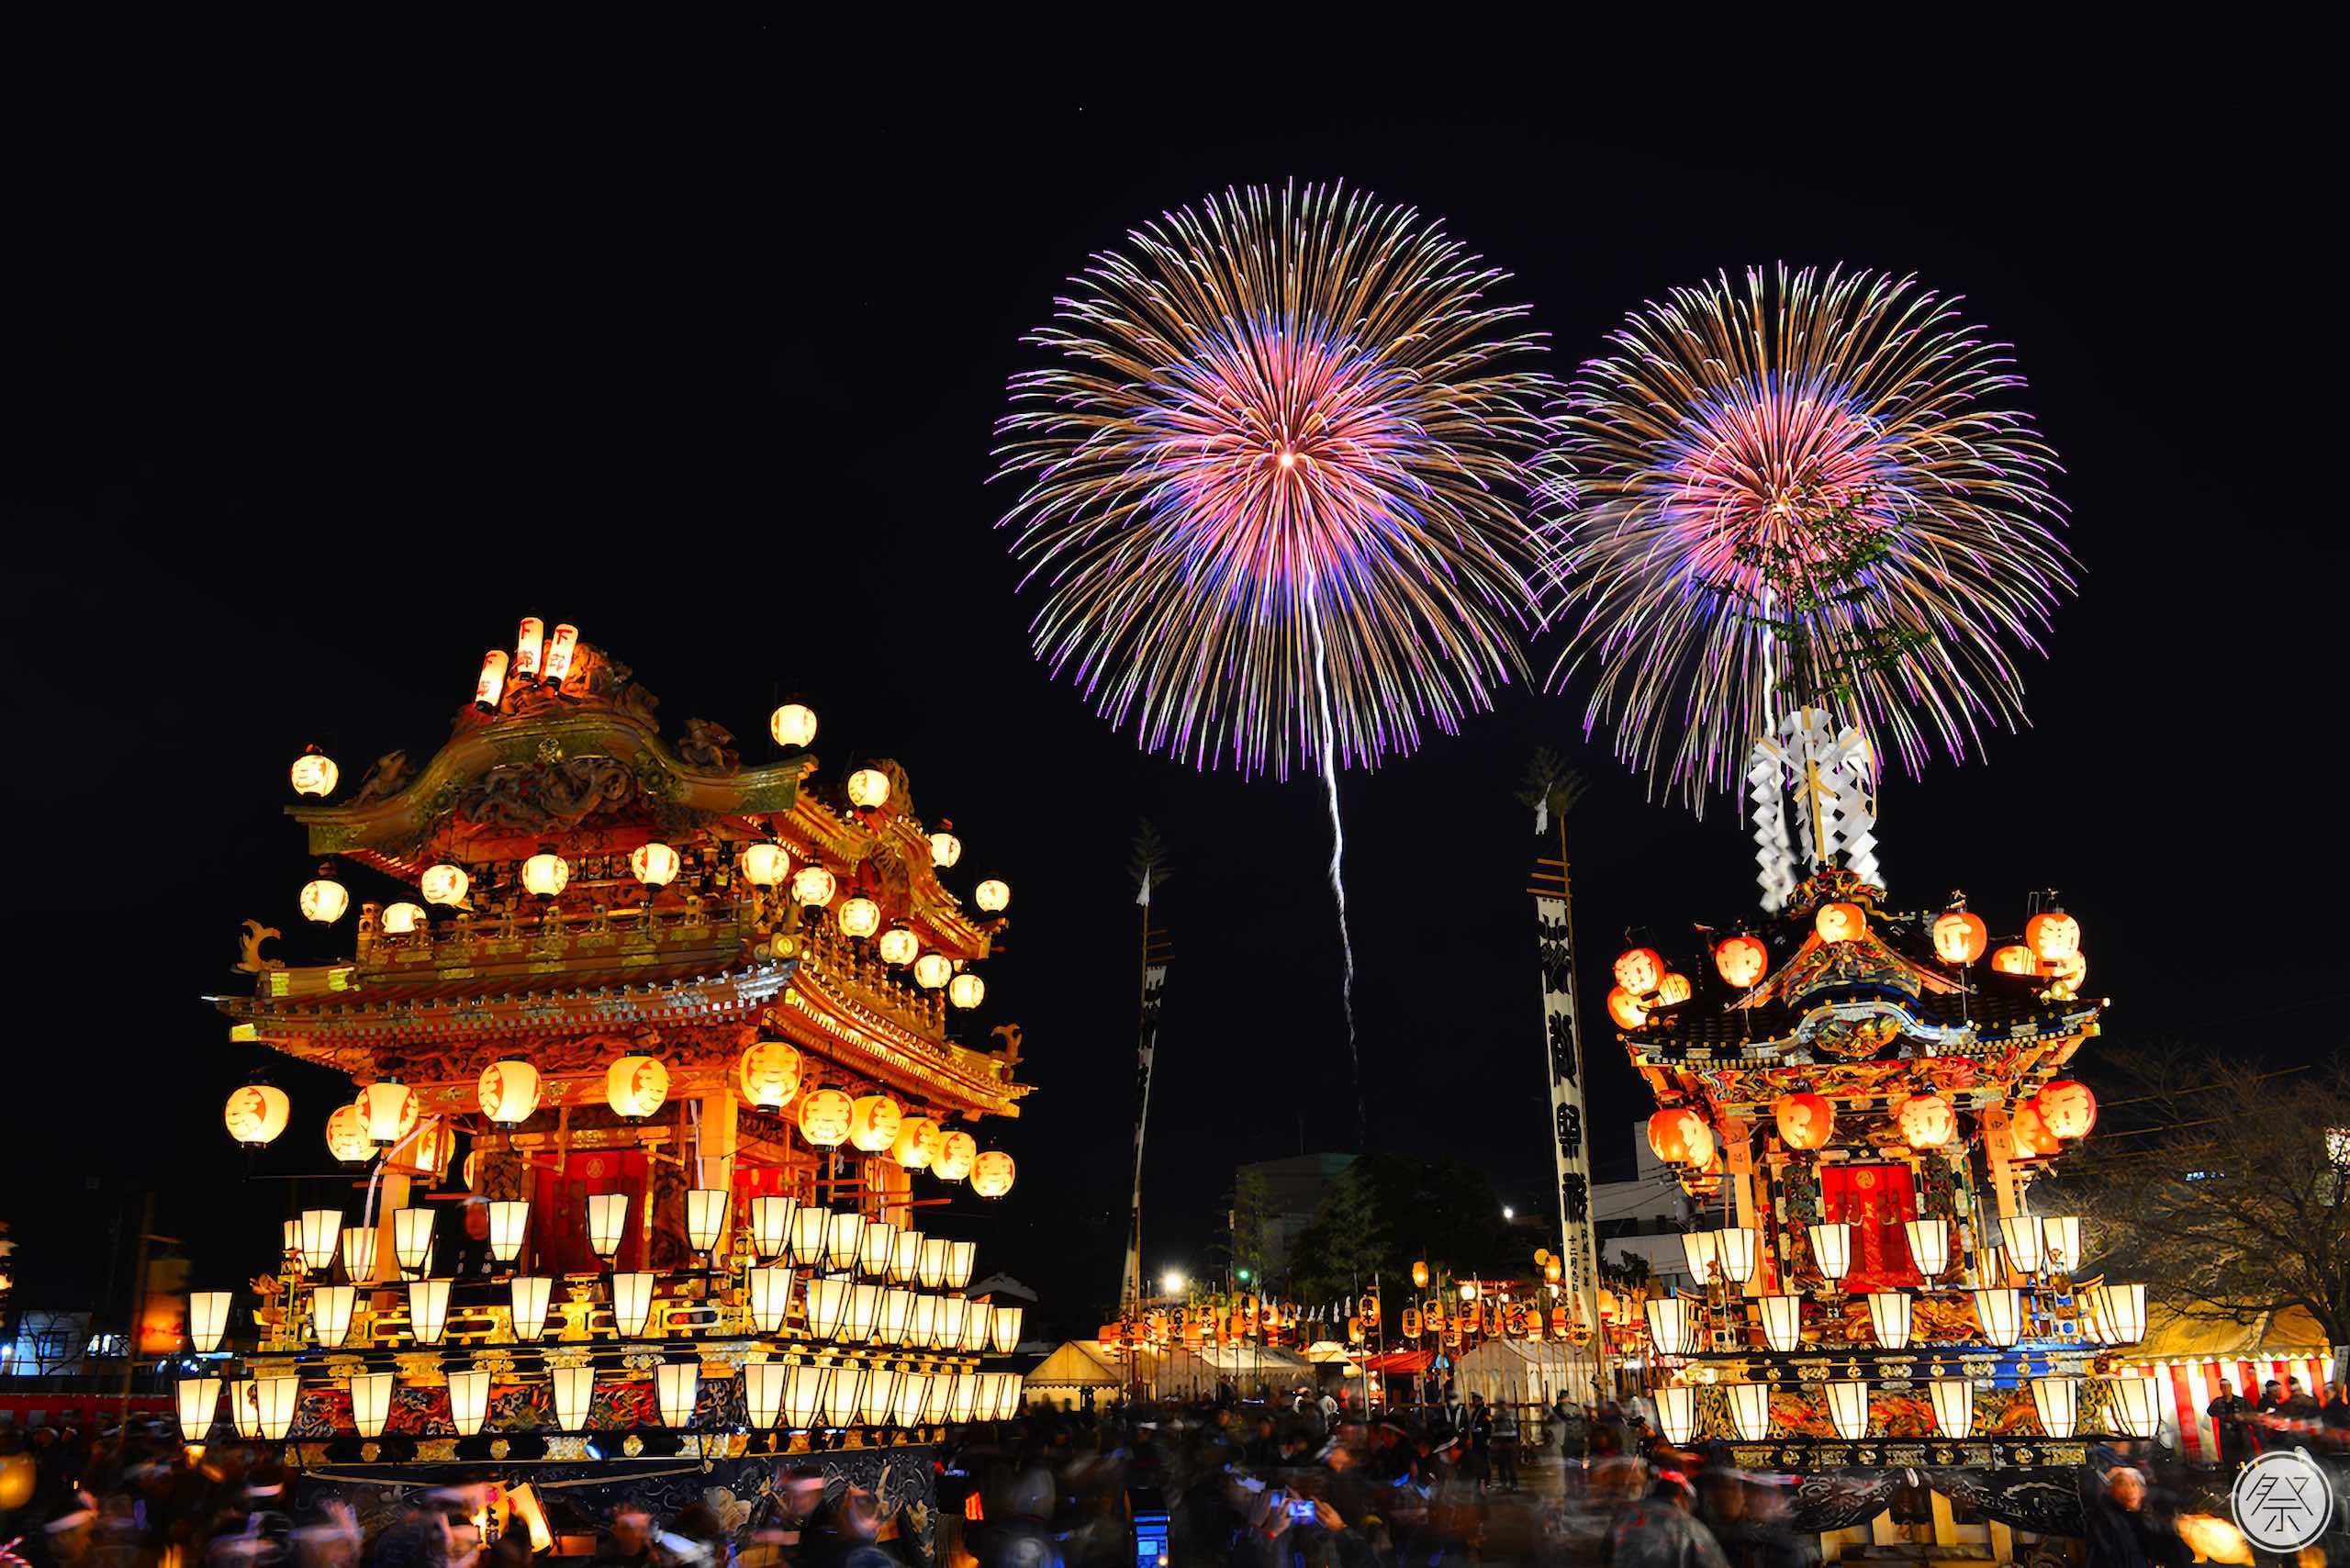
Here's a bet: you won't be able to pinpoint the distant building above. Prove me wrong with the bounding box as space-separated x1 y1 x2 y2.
1592 1122 1696 1287
1239 1152 1356 1279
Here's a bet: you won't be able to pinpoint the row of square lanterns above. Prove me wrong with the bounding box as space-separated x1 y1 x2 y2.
1643 1278 2147 1357
1650 1371 2164 1446
1677 1215 2087 1291
178 1359 1025 1446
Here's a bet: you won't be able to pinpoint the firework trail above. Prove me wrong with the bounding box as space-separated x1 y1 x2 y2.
1305 587 1364 1144
997 183 1556 1120
1539 263 2076 812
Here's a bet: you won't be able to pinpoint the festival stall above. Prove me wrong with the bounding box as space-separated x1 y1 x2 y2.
2110 1305 2336 1461
1024 1340 1139 1407
1451 1337 1582 1408
1157 1343 1314 1402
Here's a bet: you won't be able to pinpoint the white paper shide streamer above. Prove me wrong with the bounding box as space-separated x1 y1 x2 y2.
1749 709 1884 910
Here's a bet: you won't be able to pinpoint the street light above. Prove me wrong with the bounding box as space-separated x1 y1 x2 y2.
1162 1271 1185 1295
1502 1206 1515 1221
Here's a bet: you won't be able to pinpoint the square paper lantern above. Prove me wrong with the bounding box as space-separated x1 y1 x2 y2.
1930 1378 1975 1439
1825 1379 1871 1440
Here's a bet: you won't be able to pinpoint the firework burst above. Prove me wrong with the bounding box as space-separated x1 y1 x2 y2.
1539 263 2075 810
995 181 1557 778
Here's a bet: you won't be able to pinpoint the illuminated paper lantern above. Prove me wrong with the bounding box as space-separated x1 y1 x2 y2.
2041 1215 2083 1273
907 1292 940 1348
1897 1093 1955 1149
476 649 509 708
357 1081 417 1146
513 616 545 678
917 1237 948 1289
878 927 919 966
290 748 339 797
190 1291 231 1354
1904 1218 1951 1278
748 1266 794 1333
2036 1079 2098 1139
381 902 426 935
846 767 891 808
1825 1379 1870 1439
520 851 569 897
1605 986 1649 1030
799 1088 853 1148
934 1131 978 1182
2089 1282 2147 1344
770 701 817 747
1680 1230 1718 1285
1814 902 1867 943
655 1362 700 1428
1775 1092 1834 1150
791 864 836 906
928 830 961 868
1930 1377 1975 1439
1653 972 1692 1006
1932 909 1988 964
785 1362 828 1428
1655 1383 1696 1445
805 1275 854 1342
2031 1375 2079 1439
862 1366 901 1426
1643 1296 1698 1357
300 873 350 924
542 623 578 684
844 1282 884 1344
408 1279 452 1345
686 1189 730 1255
849 1093 901 1153
736 1040 803 1110
551 1365 594 1431
893 1371 931 1428
420 864 469 906
175 1374 221 1443
913 953 954 990
858 1219 899 1280
837 896 881 938
1807 1222 1852 1282
972 1151 1016 1199
478 1059 542 1126
229 1380 261 1440
790 1206 832 1269
741 842 790 888
824 1210 866 1271
1714 934 1768 988
2026 909 2081 961
879 1286 915 1345
893 1116 940 1170
393 1206 435 1273
2107 1374 2163 1439
510 1276 552 1341
587 1193 629 1261
1990 944 2037 976
1713 1227 1758 1284
890 1229 923 1284
312 1284 355 1348
744 1361 787 1428
991 1302 1024 1354
611 1271 656 1338
606 1055 669 1119
341 1227 377 1282
1646 1108 1710 1166
1866 1291 1912 1350
1974 1287 2023 1347
974 879 1009 913
630 842 679 887
1612 947 1663 995
297 1209 342 1273
224 1084 290 1148
1729 1382 1771 1442
948 972 986 1010
447 1366 491 1436
351 1372 395 1438
486 1200 529 1262
1998 1215 2046 1275
749 1195 798 1259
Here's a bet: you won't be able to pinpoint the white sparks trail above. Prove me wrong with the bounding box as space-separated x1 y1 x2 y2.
1306 594 1367 1146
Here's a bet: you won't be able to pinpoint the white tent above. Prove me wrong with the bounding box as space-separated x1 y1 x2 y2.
1157 1343 1315 1400
1451 1338 1587 1408
1024 1340 1142 1407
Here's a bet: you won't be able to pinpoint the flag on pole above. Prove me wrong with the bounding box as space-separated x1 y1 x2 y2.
1136 866 1151 907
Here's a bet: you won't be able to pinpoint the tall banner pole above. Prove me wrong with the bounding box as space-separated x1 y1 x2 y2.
1122 958 1168 1310
1532 834 1607 1398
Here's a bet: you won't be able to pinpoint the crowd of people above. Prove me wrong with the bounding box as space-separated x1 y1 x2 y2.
3 1375 2337 1568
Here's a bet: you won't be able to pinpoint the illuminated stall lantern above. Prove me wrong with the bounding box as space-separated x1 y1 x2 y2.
1714 934 1768 988
849 1093 901 1153
606 1055 670 1120
736 1040 804 1110
477 1059 542 1126
223 1083 290 1148
799 1088 854 1148
971 1150 1016 1199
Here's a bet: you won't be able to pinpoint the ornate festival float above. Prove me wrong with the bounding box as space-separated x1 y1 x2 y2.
200 618 1034 1551
1537 265 2139 1551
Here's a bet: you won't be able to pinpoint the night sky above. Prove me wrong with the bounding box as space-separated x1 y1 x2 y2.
4 68 2335 1342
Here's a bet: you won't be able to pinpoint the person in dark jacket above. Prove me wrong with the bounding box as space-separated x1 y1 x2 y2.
2205 1378 2250 1468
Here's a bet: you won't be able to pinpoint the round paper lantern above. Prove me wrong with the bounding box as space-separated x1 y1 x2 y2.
2036 1079 2098 1140
737 842 789 888
934 1130 978 1182
974 879 1010 913
630 842 680 887
737 1039 803 1109
356 1081 417 1146
1605 987 1649 1030
1715 935 1768 989
1613 947 1663 995
224 1084 290 1148
1990 944 2037 976
381 902 427 935
1897 1092 1956 1149
849 1093 902 1153
2010 1103 2062 1158
929 831 962 868
289 749 338 797
1932 909 1988 964
1653 972 1692 1006
972 1151 1016 1199
521 852 570 898
769 702 817 748
798 1088 853 1148
947 972 985 1010
878 927 919 966
606 1055 670 1120
300 874 350 924
1646 1108 1710 1166
1814 902 1867 943
420 864 469 906
846 768 891 809
791 865 837 907
1774 1092 1835 1150
837 896 881 938
894 1115 940 1170
477 1060 542 1126
325 1103 373 1163
913 953 954 990
2026 910 2081 962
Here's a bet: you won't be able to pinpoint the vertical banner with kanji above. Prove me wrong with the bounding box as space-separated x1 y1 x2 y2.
1536 894 1601 1358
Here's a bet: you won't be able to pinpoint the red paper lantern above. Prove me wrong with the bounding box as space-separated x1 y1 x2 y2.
2036 1080 2098 1140
1897 1092 1957 1149
1774 1092 1835 1150
1606 986 1649 1030
2026 910 2082 962
1654 972 1692 1006
2009 1103 2062 1158
1931 910 1988 965
1613 947 1664 996
1814 902 1867 943
1714 935 1768 989
1990 945 2038 977
1647 1107 1712 1166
